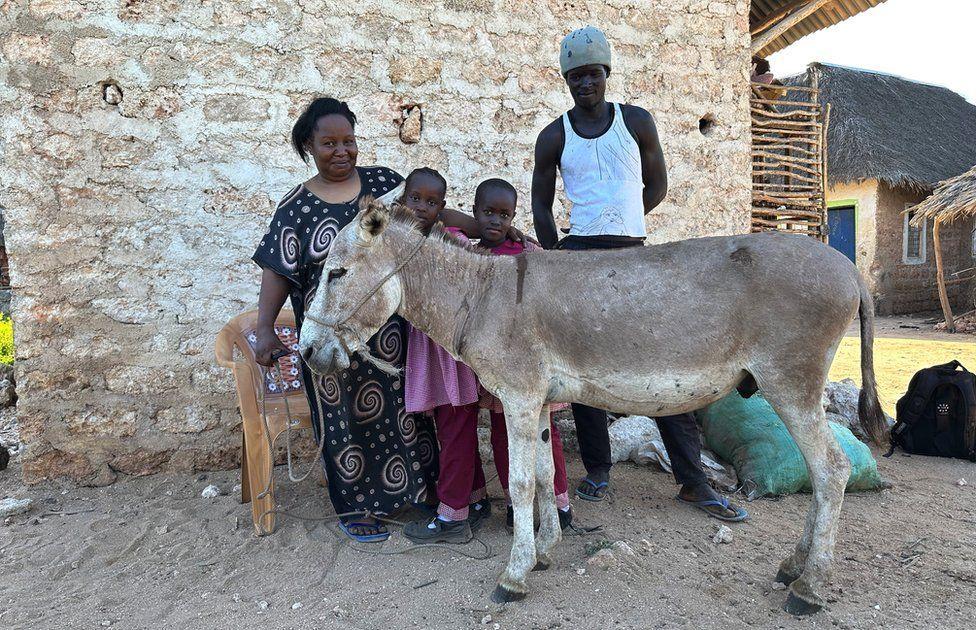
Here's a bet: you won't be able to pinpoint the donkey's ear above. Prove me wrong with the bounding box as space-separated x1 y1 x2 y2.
357 196 390 243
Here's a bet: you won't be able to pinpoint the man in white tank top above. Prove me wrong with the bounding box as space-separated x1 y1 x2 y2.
530 26 746 522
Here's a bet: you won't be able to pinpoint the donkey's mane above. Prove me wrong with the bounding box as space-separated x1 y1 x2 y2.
368 197 495 258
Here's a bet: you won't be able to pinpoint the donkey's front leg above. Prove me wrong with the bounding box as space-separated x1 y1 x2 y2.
492 398 543 603
533 405 560 571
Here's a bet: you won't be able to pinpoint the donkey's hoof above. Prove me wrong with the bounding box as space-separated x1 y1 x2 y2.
532 560 551 572
491 584 527 604
775 568 800 587
783 592 823 617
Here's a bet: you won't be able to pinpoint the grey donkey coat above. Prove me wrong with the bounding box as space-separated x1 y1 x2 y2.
298 200 888 616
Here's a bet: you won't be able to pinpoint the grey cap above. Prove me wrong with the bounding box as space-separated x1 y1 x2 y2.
559 26 611 76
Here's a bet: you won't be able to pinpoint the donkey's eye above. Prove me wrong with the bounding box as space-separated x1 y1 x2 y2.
328 268 347 281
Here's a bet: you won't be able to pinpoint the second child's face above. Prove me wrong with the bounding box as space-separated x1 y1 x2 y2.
474 188 516 247
402 173 446 232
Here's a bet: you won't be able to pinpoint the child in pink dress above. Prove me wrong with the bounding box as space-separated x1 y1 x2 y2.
399 168 490 544
472 178 574 530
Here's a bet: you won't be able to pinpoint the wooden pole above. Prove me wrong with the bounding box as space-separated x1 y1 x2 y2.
820 102 831 243
933 219 956 333
752 0 835 54
751 0 810 36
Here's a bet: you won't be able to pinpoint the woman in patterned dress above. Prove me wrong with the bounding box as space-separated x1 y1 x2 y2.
252 97 437 542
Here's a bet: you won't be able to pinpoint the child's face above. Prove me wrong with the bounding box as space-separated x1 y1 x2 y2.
474 188 516 247
402 173 446 232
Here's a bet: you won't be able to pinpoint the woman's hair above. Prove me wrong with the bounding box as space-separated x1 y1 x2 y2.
291 97 357 164
404 167 447 197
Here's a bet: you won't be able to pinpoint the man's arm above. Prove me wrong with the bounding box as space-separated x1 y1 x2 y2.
531 120 564 249
622 105 667 214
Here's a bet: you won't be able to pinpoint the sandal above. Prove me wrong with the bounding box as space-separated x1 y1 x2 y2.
575 477 609 502
338 519 390 543
677 496 748 522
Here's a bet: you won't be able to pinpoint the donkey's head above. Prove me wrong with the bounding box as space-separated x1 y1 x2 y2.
298 198 406 374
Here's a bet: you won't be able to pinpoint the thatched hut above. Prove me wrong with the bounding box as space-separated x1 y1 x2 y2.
791 63 976 315
910 165 976 331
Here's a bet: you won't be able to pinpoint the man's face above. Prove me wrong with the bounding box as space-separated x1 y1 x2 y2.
565 64 608 109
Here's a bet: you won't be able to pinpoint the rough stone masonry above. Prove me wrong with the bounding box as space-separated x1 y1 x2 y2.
0 0 752 484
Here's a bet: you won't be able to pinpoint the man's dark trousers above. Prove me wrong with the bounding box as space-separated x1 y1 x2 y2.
559 235 708 488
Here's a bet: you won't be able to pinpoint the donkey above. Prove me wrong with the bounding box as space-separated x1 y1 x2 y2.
298 199 887 615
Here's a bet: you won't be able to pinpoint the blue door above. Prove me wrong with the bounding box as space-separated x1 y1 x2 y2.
827 206 856 264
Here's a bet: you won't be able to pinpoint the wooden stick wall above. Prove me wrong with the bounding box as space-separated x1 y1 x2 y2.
750 81 829 241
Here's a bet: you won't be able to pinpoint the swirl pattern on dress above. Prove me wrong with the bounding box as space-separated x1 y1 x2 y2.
382 455 408 494
279 226 300 272
374 319 402 362
417 431 436 467
317 374 341 405
334 445 365 482
397 409 417 445
353 381 384 424
309 217 340 260
253 169 436 516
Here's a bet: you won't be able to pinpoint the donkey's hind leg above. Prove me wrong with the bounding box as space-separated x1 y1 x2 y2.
533 406 560 571
492 398 544 603
763 384 850 616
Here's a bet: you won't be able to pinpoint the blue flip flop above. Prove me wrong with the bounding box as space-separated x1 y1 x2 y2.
677 496 748 522
338 519 390 543
575 478 610 502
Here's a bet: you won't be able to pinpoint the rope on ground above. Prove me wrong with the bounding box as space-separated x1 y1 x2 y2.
263 506 495 560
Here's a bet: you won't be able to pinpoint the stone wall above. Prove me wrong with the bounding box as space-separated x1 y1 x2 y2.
0 0 753 484
874 183 974 315
828 180 975 315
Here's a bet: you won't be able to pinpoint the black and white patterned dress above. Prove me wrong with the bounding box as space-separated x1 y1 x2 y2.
252 166 437 516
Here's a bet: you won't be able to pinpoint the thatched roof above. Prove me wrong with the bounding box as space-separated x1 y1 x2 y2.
789 63 976 192
911 164 976 225
751 0 888 56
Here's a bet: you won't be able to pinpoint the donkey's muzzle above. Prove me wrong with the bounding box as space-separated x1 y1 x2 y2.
299 337 349 375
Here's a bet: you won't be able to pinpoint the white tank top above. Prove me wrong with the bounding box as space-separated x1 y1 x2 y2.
560 103 647 238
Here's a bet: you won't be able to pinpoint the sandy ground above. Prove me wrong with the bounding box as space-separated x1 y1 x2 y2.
1 448 975 630
1 314 973 629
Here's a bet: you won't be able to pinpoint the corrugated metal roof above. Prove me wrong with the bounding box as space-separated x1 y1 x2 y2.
751 0 888 56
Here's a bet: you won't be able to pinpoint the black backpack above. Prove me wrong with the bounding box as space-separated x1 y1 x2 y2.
888 360 976 460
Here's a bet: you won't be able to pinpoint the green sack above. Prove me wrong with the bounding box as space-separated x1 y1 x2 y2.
701 392 883 497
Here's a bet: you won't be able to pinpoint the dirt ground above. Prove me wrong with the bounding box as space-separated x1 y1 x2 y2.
1 447 975 630
1 313 973 629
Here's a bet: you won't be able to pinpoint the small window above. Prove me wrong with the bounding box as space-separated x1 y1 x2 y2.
903 206 926 264
971 227 976 259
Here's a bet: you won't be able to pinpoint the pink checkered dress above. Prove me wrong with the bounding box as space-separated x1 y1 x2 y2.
404 228 480 414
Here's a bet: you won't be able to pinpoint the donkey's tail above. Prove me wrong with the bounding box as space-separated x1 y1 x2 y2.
857 276 889 447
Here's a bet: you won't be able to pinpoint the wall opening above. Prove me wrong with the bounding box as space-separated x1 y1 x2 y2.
699 114 716 136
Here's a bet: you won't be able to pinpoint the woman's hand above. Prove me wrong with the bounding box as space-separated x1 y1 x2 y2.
255 269 291 366
255 325 290 367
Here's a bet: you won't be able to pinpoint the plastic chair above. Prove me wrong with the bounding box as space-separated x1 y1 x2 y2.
215 309 312 535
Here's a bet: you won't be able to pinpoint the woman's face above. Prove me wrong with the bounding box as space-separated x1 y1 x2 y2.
308 114 358 181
